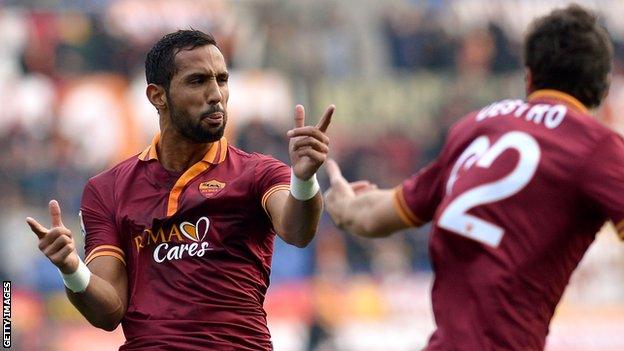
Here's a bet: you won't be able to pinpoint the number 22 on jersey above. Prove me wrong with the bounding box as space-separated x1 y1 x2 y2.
438 131 541 247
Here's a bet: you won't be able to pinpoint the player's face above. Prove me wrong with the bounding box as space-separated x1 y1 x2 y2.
167 44 229 143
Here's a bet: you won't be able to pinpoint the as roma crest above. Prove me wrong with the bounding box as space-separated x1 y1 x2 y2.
199 180 226 198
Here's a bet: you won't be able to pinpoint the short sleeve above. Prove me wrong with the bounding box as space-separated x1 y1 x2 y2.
394 159 445 227
254 156 292 214
580 133 624 240
81 179 126 265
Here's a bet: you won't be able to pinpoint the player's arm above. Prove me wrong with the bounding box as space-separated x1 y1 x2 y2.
323 160 412 237
266 104 334 248
26 200 128 331
266 190 323 248
66 256 127 331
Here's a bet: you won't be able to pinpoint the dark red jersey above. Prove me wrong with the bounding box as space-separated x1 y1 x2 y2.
80 136 290 350
394 90 624 350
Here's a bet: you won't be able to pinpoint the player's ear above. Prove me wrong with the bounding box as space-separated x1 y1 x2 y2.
146 83 167 111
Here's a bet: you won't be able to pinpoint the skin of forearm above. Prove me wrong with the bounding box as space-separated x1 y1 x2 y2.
278 193 323 248
66 274 125 331
334 190 393 238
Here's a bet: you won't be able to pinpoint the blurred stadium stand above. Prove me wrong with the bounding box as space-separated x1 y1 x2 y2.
1 0 623 350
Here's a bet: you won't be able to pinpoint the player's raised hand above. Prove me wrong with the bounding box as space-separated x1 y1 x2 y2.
26 200 80 274
287 104 335 181
324 159 377 228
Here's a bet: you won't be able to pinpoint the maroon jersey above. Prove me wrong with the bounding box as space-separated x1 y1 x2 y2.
394 90 624 350
80 136 291 350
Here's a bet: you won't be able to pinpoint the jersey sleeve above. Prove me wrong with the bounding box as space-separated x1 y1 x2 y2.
579 132 624 240
254 156 292 215
80 179 126 265
394 159 445 227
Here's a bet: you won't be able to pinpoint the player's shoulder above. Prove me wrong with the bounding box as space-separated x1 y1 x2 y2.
227 144 255 160
444 107 484 142
87 153 142 190
228 144 286 166
450 98 622 165
571 109 618 141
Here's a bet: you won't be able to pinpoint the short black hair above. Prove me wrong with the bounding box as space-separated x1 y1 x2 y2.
524 4 613 108
145 30 217 90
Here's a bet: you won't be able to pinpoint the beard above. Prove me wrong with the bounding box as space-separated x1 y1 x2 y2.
168 98 227 144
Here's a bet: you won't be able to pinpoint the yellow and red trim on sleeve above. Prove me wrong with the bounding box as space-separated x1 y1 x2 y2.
392 185 424 227
614 219 624 240
261 184 291 216
139 135 229 216
85 245 126 266
527 89 588 114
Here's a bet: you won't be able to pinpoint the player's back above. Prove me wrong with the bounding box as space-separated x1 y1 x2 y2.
425 90 624 350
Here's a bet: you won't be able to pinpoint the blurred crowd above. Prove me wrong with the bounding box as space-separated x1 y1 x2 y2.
2 1 624 350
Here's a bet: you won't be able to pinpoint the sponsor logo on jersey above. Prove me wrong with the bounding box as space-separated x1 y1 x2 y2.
199 180 225 198
133 217 214 263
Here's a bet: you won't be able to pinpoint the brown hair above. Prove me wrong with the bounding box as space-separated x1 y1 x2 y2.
524 4 613 108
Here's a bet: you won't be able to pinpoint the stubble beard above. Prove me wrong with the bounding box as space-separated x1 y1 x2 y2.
168 98 227 144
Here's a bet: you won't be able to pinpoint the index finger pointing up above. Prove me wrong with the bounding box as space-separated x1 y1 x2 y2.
315 105 335 133
294 104 305 128
49 200 64 228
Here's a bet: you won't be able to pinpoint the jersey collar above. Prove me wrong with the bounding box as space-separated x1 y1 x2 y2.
137 133 228 165
527 89 588 114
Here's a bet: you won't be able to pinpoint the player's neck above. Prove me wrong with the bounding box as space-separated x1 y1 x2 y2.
157 131 214 173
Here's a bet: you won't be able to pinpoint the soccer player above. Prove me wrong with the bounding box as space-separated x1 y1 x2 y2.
324 5 619 350
26 30 334 350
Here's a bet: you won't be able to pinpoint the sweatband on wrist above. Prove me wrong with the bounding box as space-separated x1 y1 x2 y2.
59 258 91 293
290 169 320 201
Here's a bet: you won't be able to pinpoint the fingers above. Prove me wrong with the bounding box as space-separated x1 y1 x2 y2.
49 245 76 269
49 199 64 228
294 104 305 128
26 217 48 239
325 159 345 185
42 233 74 258
289 104 334 133
38 227 72 251
315 105 335 133
351 180 373 192
287 126 330 144
35 224 77 271
295 148 327 163
292 136 330 154
351 180 378 195
27 201 78 272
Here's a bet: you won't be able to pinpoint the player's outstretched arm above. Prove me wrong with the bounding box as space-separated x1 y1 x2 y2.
266 104 334 248
26 200 128 331
324 159 410 237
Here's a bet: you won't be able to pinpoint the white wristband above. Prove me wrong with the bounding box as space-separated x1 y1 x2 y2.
290 169 320 201
59 258 91 293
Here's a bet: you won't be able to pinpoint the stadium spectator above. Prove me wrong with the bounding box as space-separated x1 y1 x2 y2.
324 5 619 350
26 29 334 350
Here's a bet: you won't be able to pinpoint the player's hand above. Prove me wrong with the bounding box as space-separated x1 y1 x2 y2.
26 200 80 274
324 159 377 228
287 104 335 180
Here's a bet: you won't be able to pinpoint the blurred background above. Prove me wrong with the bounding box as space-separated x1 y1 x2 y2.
1 0 624 350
